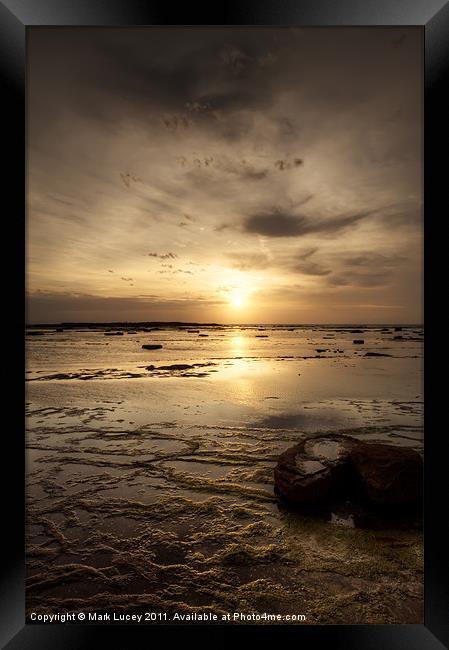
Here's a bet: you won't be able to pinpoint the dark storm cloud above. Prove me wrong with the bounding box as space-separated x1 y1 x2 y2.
241 209 373 238
28 28 288 137
30 27 422 141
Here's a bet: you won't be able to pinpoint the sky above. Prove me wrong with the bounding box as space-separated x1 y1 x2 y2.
27 27 423 324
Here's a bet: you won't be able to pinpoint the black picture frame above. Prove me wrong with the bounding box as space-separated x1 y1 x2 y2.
2 1 448 648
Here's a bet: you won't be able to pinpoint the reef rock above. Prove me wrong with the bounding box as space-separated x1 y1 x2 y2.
274 437 351 505
348 442 422 508
275 435 422 511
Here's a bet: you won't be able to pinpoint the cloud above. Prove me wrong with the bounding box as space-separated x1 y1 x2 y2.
174 155 269 181
274 158 303 170
27 291 225 323
327 272 391 288
220 45 249 74
226 252 271 270
342 252 407 268
241 209 372 238
293 262 331 276
148 252 178 259
323 250 409 287
225 245 405 283
298 247 319 260
120 172 142 188
161 114 191 131
219 158 269 180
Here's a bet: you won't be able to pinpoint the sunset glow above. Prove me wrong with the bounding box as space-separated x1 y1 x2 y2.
27 28 422 324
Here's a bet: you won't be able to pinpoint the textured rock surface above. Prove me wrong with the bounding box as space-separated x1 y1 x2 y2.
274 436 352 505
275 435 422 511
348 442 423 507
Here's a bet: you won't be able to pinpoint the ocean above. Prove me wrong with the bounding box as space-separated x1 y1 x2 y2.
25 324 423 623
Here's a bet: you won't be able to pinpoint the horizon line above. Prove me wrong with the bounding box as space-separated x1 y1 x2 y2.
26 321 424 327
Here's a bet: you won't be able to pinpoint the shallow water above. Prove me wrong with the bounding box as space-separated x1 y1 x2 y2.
25 325 423 624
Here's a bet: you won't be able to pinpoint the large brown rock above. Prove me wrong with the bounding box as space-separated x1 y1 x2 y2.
348 442 423 507
274 435 422 510
274 436 352 505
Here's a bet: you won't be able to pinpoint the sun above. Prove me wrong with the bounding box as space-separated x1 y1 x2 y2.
229 289 247 308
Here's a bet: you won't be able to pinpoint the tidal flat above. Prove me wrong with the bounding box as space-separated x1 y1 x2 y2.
25 324 423 624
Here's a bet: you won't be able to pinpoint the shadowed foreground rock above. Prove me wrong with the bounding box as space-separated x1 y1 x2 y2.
274 437 350 504
274 435 422 511
349 442 422 507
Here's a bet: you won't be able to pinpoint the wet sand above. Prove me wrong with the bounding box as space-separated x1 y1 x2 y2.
26 325 423 623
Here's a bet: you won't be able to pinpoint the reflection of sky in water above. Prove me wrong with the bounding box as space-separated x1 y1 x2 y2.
26 327 423 436
25 326 423 622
